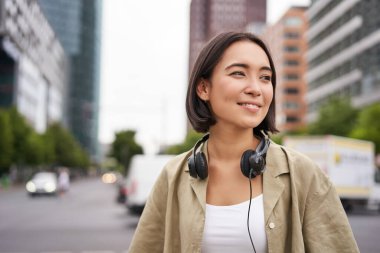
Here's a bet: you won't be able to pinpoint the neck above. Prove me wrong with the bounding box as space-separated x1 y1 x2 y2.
207 127 261 161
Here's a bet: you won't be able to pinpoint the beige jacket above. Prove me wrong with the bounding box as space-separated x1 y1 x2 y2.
128 141 359 253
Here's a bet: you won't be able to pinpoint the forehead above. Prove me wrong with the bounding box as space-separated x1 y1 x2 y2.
219 40 270 67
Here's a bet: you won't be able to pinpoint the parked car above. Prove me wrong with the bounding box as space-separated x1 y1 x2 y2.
125 154 175 214
26 172 58 196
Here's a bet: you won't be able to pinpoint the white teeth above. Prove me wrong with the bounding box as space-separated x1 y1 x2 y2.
241 103 259 109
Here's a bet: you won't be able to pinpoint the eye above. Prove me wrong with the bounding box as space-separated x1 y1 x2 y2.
230 71 245 77
260 75 272 82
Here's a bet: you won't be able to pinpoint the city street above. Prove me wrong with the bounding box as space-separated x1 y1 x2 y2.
0 177 380 253
0 177 139 253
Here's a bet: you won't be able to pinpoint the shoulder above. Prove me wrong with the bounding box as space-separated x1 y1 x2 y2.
269 141 331 188
274 141 322 172
159 150 193 182
267 141 318 175
278 142 316 169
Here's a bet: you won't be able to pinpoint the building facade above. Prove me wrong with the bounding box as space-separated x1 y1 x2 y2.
38 0 102 161
189 0 266 73
262 6 308 132
0 0 68 133
306 0 380 121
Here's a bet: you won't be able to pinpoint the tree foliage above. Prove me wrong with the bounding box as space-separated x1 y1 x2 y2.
8 107 33 164
0 109 13 174
0 107 90 176
110 130 143 175
24 132 45 165
45 123 90 168
308 97 358 136
270 127 309 145
164 130 203 155
350 103 380 153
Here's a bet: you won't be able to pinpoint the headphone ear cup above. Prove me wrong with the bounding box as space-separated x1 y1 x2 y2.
195 152 208 180
240 150 255 178
188 156 197 178
248 154 265 177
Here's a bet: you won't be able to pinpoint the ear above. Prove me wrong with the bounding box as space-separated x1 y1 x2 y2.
196 79 210 101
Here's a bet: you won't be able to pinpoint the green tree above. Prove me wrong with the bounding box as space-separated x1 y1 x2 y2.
350 103 380 153
24 132 45 166
110 130 143 175
41 131 56 164
271 126 310 145
45 123 90 168
8 107 33 164
308 97 358 136
165 130 203 155
0 109 13 175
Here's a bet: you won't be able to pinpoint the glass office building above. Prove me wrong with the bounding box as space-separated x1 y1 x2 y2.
38 0 102 161
0 0 67 133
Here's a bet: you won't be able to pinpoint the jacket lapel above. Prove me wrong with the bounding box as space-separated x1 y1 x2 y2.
190 177 208 212
189 141 209 212
263 142 289 223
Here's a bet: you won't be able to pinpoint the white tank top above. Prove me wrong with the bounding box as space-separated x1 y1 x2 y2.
201 194 267 253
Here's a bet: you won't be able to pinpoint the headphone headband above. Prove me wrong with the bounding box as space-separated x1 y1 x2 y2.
192 133 210 156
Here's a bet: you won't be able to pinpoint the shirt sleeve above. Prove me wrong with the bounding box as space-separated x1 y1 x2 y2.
302 167 360 253
128 169 169 253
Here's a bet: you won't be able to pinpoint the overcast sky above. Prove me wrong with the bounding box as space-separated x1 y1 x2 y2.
99 0 311 154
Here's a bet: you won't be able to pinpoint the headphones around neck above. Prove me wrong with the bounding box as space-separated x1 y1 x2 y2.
188 133 270 180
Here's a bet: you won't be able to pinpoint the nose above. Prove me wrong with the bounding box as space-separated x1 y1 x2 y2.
244 77 261 96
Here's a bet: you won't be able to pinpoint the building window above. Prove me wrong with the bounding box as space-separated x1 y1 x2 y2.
283 101 299 109
284 87 299 94
284 17 302 27
284 32 300 39
286 116 299 122
284 46 299 52
284 74 299 80
284 59 299 66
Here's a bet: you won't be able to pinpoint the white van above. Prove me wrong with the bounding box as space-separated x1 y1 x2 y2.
125 154 175 214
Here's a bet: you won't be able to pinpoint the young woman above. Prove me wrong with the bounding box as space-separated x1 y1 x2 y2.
128 32 359 253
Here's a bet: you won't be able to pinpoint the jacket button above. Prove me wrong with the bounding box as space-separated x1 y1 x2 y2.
269 222 275 229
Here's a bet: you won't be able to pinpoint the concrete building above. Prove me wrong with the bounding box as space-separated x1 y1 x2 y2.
262 6 308 132
189 0 266 73
38 0 102 161
0 0 68 133
306 0 380 122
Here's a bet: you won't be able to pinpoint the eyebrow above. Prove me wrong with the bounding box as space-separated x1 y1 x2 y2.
225 63 273 73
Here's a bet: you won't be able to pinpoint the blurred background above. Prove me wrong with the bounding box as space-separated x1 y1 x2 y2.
0 0 380 252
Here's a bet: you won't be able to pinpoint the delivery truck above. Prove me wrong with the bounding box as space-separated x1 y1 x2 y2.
283 135 379 211
125 154 175 214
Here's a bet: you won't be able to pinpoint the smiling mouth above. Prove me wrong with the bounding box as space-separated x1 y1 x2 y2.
238 103 261 109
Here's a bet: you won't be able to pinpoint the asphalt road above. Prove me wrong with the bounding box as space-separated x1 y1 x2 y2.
0 177 139 253
0 177 380 253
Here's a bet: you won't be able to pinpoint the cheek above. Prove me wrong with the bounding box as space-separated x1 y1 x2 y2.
263 85 274 104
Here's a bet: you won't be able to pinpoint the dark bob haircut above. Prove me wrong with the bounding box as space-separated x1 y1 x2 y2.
186 32 279 137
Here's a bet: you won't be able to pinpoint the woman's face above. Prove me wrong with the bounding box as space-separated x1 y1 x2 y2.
197 40 274 131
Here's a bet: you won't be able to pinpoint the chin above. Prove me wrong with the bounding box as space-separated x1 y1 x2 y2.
241 122 262 129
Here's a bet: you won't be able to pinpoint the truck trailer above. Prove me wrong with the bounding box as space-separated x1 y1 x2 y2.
283 135 379 211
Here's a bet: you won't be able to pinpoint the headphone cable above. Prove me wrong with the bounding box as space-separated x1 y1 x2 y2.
247 170 257 253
